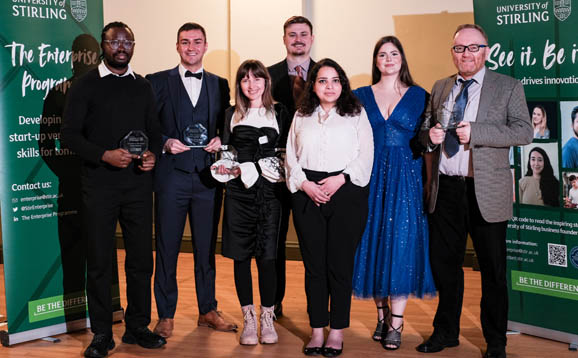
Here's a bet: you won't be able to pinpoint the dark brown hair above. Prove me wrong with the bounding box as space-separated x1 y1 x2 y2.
233 60 275 122
296 58 361 117
371 36 416 87
525 147 559 207
177 22 206 42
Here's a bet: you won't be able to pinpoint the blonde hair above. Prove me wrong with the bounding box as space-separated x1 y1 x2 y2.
532 105 548 136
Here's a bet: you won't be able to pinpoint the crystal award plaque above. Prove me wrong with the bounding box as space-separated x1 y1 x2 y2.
120 130 148 156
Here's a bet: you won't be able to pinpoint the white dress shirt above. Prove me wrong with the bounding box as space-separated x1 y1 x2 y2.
98 62 135 79
287 58 311 81
178 64 203 106
285 106 374 193
439 66 486 177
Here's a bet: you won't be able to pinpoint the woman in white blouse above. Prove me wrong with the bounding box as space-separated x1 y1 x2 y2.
211 60 289 345
285 58 373 356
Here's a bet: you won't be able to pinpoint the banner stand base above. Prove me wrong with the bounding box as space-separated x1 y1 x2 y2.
0 309 124 347
508 321 578 348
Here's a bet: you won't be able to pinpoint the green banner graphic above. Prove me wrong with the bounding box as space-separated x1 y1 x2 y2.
0 0 120 346
474 0 578 344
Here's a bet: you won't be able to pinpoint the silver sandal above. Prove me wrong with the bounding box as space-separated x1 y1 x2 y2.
372 305 390 341
381 313 403 350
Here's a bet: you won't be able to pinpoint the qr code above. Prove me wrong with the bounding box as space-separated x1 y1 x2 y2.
548 243 567 267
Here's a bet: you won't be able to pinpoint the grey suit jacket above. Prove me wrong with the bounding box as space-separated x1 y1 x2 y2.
419 68 533 223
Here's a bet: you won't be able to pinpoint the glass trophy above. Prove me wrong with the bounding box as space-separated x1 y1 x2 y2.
436 106 459 131
183 123 209 148
120 130 148 156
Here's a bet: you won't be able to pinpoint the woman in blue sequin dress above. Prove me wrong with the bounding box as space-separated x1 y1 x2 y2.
352 36 436 350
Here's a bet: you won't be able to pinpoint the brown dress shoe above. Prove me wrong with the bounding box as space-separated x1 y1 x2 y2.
153 318 174 338
198 310 238 332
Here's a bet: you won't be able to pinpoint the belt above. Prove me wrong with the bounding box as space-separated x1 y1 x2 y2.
439 174 473 182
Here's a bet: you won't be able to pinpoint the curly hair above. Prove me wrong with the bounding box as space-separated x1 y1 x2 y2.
296 58 361 117
101 21 133 43
525 147 559 206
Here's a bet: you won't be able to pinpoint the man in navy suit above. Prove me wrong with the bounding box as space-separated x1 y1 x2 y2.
267 15 315 318
146 22 235 338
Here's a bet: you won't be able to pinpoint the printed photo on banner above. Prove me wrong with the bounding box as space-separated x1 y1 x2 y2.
519 142 559 207
560 100 578 168
562 171 578 209
527 101 558 140
512 168 516 202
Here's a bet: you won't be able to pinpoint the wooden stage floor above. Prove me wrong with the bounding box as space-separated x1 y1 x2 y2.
0 251 575 357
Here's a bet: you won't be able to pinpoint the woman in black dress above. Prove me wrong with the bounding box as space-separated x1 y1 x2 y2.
212 60 289 345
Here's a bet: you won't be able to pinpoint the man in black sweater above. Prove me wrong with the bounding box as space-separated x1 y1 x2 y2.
61 22 165 358
267 15 315 318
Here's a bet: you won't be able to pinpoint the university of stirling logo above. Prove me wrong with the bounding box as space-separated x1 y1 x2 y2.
554 0 571 21
70 0 87 22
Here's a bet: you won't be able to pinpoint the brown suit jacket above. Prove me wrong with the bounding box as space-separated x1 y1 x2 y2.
419 68 533 223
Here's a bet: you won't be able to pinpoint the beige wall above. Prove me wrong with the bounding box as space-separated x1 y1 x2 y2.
103 0 474 88
103 0 230 78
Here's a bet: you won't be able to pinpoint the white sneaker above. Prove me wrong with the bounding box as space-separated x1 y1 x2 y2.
260 305 278 344
240 305 258 345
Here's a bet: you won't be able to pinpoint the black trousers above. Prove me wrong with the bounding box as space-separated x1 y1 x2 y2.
292 170 368 329
154 168 219 318
429 175 508 350
274 186 292 305
234 259 276 307
83 183 153 335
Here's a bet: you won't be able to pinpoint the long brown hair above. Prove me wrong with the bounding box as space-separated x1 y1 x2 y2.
371 36 416 87
234 60 275 122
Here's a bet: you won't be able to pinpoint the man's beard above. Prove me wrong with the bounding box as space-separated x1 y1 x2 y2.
106 52 130 70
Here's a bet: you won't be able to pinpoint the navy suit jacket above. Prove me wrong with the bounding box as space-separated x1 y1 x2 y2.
146 66 230 190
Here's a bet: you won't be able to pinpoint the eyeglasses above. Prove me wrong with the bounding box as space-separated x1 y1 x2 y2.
103 40 135 49
452 44 487 53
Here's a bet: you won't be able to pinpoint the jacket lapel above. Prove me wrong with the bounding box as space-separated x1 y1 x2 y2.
437 75 456 115
168 67 183 132
204 70 214 137
475 70 496 123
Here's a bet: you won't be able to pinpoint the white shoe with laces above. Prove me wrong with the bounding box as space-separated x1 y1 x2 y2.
260 305 278 344
240 305 258 345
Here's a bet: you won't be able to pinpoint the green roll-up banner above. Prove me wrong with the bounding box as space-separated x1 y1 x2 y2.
474 0 578 346
0 0 122 346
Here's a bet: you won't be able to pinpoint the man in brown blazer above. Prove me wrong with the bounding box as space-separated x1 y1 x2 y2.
417 24 532 358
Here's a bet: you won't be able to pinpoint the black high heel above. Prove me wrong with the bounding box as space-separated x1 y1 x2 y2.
372 304 390 341
381 313 403 350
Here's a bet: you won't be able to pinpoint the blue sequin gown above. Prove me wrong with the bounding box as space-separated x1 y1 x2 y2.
352 86 436 299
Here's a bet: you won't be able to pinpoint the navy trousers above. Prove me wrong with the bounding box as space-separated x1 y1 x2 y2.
154 168 220 317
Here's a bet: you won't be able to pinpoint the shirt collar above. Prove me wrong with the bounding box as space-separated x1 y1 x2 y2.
98 62 135 79
457 66 485 86
287 57 311 73
316 105 336 122
179 64 204 79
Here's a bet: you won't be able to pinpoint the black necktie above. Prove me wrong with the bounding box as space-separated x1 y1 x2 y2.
444 79 474 158
185 70 202 80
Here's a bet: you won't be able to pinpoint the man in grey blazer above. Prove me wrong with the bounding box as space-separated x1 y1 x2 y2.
416 24 532 358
